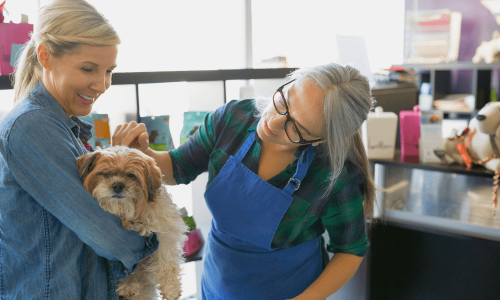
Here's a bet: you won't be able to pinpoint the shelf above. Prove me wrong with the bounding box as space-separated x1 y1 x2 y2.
371 150 496 179
0 68 299 90
396 62 500 110
401 61 500 70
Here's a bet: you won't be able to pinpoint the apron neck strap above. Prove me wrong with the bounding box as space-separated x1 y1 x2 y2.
282 145 316 195
235 131 316 195
234 131 256 161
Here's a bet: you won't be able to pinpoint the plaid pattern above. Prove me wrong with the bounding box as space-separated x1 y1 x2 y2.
169 99 369 256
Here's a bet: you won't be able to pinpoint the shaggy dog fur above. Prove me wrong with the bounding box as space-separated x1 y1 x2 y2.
76 146 188 300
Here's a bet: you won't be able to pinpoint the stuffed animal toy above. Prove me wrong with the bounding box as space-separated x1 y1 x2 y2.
472 30 500 64
442 102 500 172
440 101 500 212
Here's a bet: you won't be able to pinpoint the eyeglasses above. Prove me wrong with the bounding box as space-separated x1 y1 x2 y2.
273 79 323 145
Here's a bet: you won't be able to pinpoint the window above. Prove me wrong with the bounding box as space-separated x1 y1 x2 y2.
252 0 405 71
86 0 247 72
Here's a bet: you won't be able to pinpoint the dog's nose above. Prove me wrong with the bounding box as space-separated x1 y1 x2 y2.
475 114 486 121
112 182 125 193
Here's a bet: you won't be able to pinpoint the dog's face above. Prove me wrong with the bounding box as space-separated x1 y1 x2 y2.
76 146 162 221
471 102 500 136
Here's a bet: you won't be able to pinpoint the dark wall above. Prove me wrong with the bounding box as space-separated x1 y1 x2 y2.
369 222 500 300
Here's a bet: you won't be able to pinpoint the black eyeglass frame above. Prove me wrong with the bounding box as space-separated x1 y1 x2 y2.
273 78 323 145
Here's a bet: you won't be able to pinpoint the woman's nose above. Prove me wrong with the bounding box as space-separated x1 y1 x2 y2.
90 74 110 94
268 112 288 128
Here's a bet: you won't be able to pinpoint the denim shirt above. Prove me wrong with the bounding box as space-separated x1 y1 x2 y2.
0 82 159 299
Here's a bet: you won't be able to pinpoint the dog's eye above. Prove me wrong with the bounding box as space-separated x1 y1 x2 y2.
99 172 111 178
127 174 137 180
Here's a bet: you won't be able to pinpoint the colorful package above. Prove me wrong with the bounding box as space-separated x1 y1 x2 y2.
180 111 209 145
141 115 175 151
80 114 111 149
0 22 33 75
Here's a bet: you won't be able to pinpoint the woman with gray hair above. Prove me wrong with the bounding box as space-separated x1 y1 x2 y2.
116 62 376 299
0 1 158 299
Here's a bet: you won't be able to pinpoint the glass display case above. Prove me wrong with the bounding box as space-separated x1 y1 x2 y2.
366 154 500 300
373 157 500 242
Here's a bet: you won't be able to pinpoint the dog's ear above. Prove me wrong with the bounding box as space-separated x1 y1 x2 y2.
145 157 162 203
76 152 101 181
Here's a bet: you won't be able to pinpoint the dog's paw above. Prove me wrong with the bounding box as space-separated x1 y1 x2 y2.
117 282 141 299
121 219 137 230
159 289 182 300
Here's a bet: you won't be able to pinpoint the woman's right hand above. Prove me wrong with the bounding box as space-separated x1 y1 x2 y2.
112 121 150 152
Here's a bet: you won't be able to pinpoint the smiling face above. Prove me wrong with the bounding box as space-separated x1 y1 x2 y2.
39 44 118 117
256 79 325 150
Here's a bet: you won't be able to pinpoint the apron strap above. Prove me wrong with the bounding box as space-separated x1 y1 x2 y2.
283 145 316 195
234 130 316 195
234 131 256 162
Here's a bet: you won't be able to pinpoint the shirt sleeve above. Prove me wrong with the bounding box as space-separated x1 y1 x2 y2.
321 166 370 257
169 106 220 185
5 110 158 274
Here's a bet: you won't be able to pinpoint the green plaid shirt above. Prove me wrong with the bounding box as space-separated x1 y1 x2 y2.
169 99 369 257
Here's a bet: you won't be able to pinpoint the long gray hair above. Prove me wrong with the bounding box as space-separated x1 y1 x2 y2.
13 0 120 103
255 63 376 221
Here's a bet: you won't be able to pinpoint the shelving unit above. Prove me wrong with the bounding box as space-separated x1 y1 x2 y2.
401 61 500 110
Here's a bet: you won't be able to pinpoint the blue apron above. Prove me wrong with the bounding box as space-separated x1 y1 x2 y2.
202 131 322 300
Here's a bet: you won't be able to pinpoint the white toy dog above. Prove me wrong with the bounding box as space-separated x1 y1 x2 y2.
472 30 500 64
442 102 500 172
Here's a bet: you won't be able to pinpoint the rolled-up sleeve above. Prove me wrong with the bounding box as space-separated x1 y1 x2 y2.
5 110 158 274
321 168 370 257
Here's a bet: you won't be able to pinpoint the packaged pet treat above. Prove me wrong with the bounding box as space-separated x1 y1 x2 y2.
79 114 111 149
0 22 33 75
361 106 398 159
400 105 421 162
419 110 444 163
141 115 175 151
180 111 209 145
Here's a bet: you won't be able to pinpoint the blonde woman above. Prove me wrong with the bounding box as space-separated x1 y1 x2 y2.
115 63 376 300
0 1 158 299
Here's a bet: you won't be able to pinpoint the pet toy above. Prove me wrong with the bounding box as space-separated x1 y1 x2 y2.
440 102 500 214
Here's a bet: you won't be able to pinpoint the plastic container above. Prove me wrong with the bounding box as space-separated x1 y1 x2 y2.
400 105 421 159
361 106 398 159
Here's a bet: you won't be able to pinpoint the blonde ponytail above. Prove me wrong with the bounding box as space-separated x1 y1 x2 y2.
12 0 120 103
13 39 42 102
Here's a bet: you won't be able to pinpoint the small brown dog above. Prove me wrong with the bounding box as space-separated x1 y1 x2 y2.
76 146 188 300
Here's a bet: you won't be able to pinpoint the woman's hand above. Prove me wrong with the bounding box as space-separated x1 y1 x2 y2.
112 121 150 152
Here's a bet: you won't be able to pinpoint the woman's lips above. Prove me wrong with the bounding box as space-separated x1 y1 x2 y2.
77 93 94 105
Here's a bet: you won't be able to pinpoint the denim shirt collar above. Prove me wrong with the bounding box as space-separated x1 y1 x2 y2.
30 81 93 140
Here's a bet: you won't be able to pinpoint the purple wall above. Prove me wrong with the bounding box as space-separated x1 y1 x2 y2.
406 0 499 94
